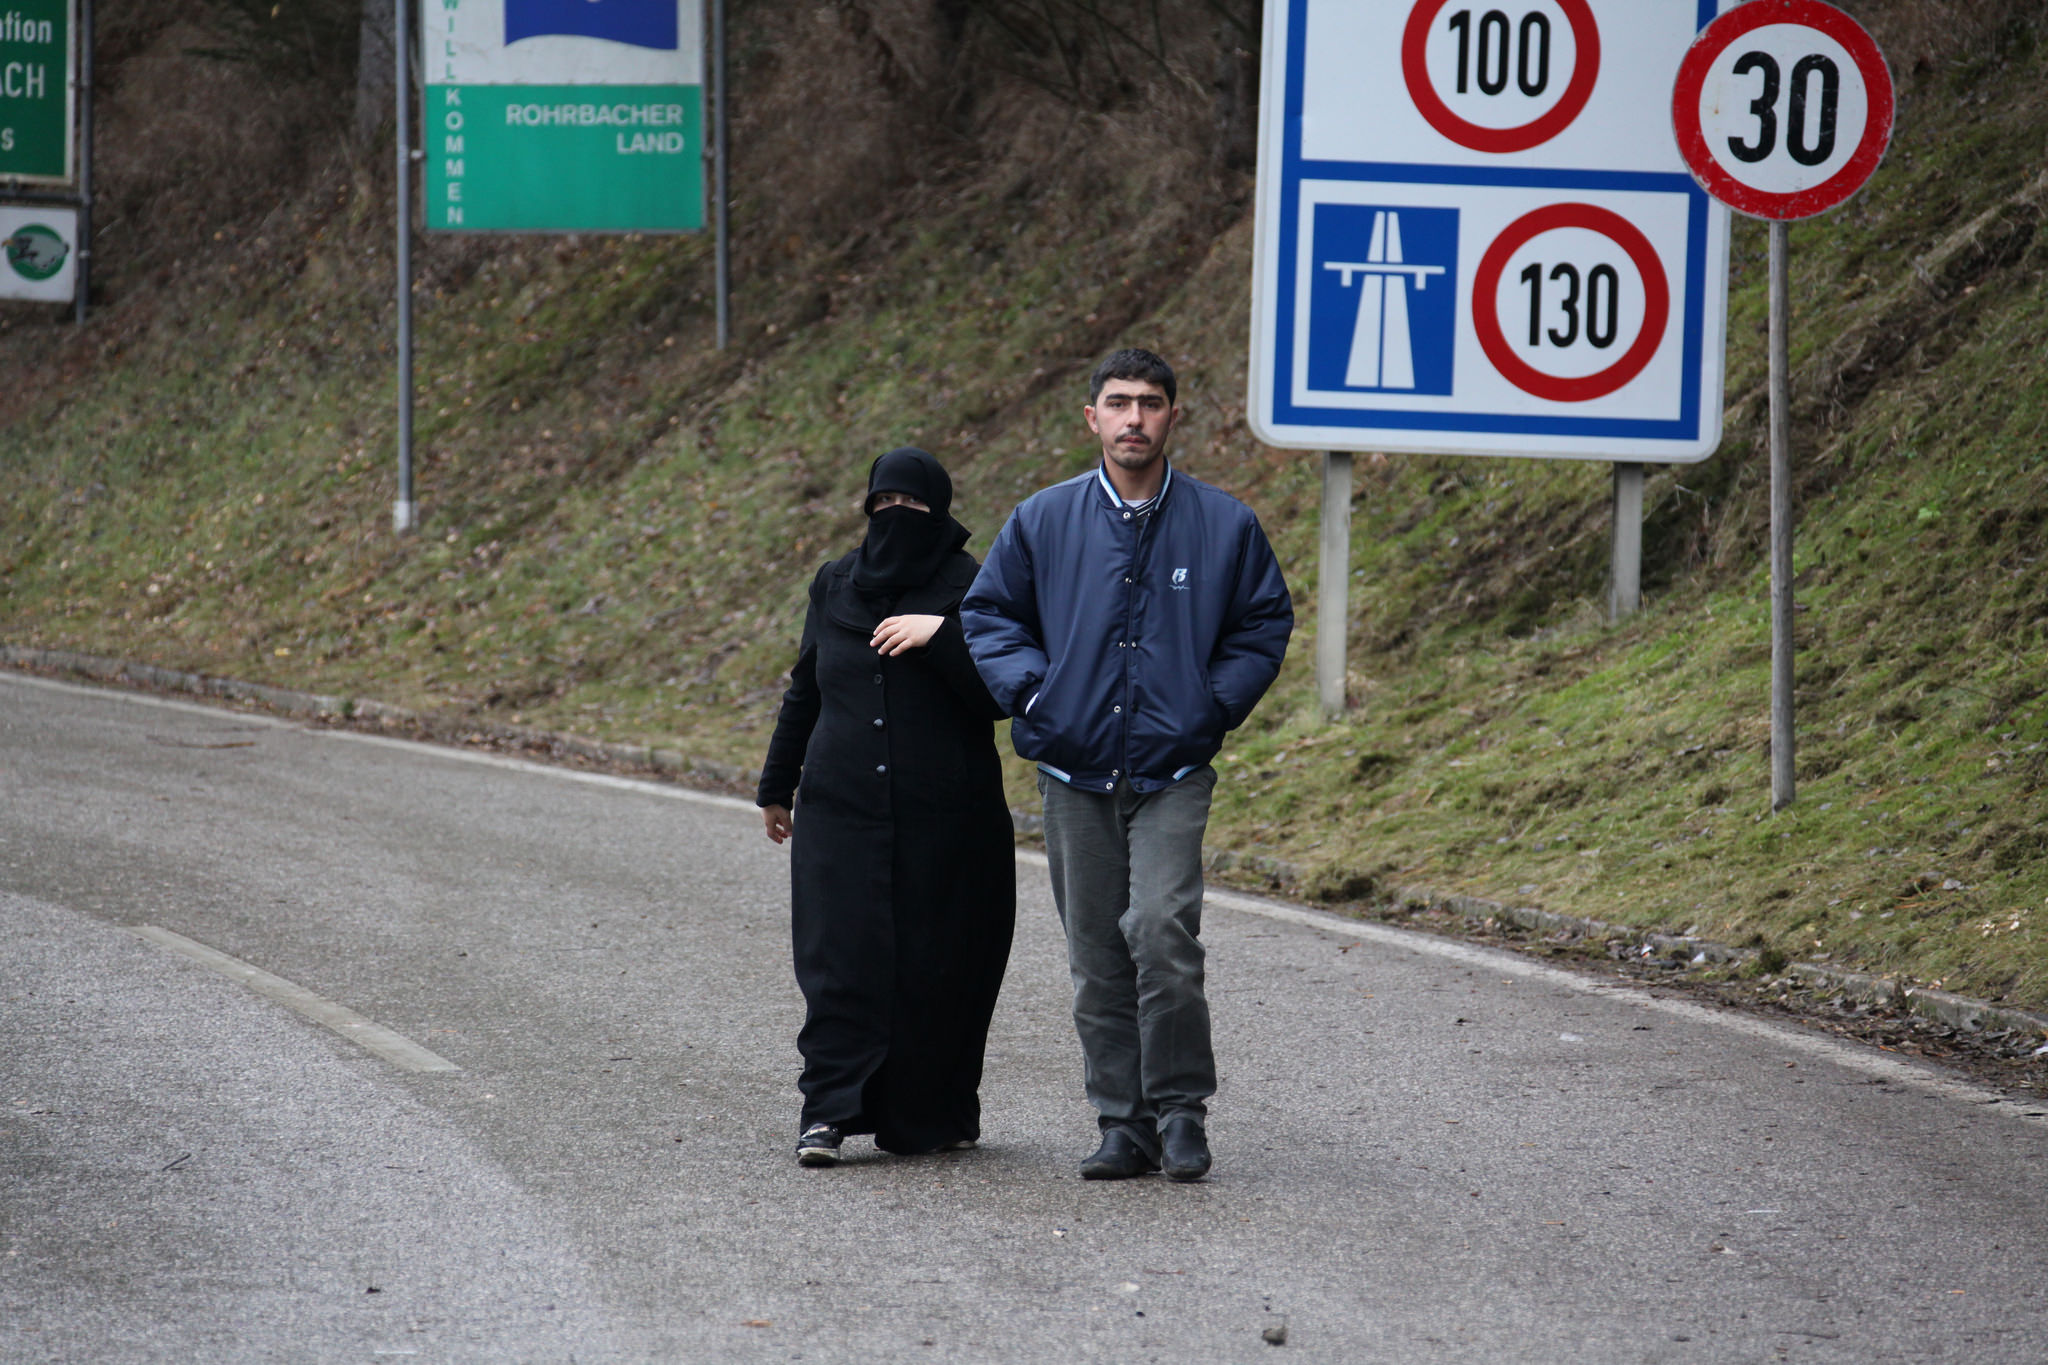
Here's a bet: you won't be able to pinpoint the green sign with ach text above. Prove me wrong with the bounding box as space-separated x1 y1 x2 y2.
0 0 71 182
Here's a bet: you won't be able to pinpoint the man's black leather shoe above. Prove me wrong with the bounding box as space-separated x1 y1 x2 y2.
1079 1130 1159 1180
1160 1117 1211 1182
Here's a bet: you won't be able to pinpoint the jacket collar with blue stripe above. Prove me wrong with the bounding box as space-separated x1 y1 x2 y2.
1093 459 1174 514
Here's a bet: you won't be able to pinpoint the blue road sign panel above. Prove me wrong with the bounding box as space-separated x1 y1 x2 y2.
1307 206 1459 397
1249 1 1734 462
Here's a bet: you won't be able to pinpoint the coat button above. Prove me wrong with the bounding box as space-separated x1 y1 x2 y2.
876 764 888 774
873 717 884 727
1112 705 1121 713
1112 769 1120 777
873 673 883 684
1104 781 1115 790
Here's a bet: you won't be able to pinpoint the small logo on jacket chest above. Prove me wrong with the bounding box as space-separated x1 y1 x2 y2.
1171 567 1190 590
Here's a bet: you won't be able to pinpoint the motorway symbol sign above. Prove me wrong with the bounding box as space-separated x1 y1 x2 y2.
1250 1 1733 462
1672 0 1894 220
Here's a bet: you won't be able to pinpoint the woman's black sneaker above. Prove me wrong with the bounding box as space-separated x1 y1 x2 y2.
796 1123 843 1167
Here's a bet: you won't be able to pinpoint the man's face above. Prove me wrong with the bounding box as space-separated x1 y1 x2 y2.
1085 379 1179 475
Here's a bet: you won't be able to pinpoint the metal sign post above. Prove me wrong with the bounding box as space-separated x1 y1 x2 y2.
71 0 88 324
712 0 728 348
393 0 416 534
1767 218 1791 804
1249 1 1735 717
1673 0 1895 810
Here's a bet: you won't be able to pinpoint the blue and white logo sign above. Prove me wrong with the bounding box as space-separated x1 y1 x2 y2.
1249 0 1733 463
431 1 700 86
505 0 679 50
1307 205 1457 396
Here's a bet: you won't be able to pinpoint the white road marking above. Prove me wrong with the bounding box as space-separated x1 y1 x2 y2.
318 728 758 812
1 669 280 724
1198 884 2048 1127
11 669 2043 1123
0 669 755 811
130 925 460 1074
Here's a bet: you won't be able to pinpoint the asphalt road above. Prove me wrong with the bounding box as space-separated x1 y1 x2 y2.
3 670 2046 1364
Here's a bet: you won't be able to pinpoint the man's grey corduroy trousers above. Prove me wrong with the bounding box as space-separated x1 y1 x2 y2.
1038 766 1217 1156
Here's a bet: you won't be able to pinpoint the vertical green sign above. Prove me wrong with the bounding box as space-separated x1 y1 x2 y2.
422 2 704 233
0 0 73 182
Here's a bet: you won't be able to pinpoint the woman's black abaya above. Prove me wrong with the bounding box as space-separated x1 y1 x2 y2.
756 450 1016 1154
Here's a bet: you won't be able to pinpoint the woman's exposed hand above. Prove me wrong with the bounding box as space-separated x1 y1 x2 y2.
762 804 794 844
871 614 944 656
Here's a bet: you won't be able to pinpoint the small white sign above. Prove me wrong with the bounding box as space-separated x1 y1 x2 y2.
0 204 75 301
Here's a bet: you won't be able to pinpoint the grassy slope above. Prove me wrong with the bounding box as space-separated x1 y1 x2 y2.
3 10 2047 1006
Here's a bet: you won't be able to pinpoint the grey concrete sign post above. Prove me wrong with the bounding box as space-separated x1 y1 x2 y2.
1317 451 1352 718
1610 461 1644 621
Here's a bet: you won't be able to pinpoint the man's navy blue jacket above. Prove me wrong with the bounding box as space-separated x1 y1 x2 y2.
962 464 1293 793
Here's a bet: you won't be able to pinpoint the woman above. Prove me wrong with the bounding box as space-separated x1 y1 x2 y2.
756 447 1016 1166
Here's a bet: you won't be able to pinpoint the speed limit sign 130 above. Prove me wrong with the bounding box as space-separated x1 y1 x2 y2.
1249 1 1733 463
1672 0 1894 219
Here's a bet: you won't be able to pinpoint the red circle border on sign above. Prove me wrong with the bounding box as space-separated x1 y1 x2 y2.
1470 203 1671 404
1401 0 1602 154
1670 0 1895 220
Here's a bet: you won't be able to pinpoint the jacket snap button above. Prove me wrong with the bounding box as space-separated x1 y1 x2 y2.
1104 782 1115 790
873 718 884 727
872 673 883 684
876 764 887 774
1122 512 1131 520
1113 705 1121 713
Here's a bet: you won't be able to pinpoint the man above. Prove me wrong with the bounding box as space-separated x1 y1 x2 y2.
962 347 1293 1181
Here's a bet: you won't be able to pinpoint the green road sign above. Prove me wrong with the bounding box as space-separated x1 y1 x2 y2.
423 2 704 234
0 0 73 182
425 84 702 232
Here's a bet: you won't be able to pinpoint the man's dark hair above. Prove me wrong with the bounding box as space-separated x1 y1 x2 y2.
1089 348 1176 406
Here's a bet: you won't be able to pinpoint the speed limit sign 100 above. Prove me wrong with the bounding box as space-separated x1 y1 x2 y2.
1672 0 1894 219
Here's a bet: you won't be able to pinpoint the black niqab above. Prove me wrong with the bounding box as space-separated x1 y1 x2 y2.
851 447 970 593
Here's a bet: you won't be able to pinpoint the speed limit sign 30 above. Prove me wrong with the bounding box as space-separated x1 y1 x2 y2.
1673 0 1895 219
1250 1 1734 462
